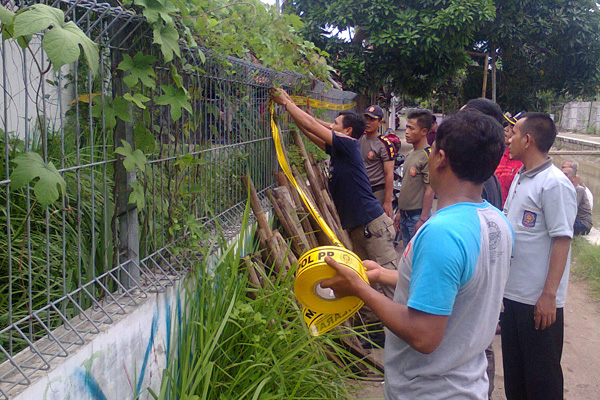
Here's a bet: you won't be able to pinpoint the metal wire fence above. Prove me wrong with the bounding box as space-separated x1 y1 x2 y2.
0 0 357 397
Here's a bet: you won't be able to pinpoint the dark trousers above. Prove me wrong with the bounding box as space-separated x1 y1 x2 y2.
500 298 564 400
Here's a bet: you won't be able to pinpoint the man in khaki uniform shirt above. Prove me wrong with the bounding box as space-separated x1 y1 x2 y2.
395 109 435 247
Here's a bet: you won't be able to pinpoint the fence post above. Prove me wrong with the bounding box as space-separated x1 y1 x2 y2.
111 27 140 288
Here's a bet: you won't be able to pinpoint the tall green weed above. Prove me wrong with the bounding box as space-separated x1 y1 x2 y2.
571 236 600 299
149 208 367 399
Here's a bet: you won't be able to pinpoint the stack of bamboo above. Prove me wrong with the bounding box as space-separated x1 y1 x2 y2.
240 130 384 375
241 130 352 272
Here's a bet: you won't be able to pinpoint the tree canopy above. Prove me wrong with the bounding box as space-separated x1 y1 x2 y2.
476 0 600 111
285 0 496 97
287 0 600 111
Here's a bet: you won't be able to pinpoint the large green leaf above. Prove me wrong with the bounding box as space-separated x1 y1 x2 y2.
128 181 146 210
114 140 147 173
10 152 66 207
0 4 16 40
156 85 192 121
124 92 150 109
118 52 157 88
92 96 131 131
134 0 177 25
11 4 98 74
153 22 180 62
42 21 99 74
13 4 63 37
0 5 14 25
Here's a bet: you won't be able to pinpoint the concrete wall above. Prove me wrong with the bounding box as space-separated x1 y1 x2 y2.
0 39 73 141
554 135 600 152
559 102 600 134
13 284 182 400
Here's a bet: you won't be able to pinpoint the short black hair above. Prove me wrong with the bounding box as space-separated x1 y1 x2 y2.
519 112 557 153
464 98 504 125
407 109 433 131
339 111 366 139
435 109 505 184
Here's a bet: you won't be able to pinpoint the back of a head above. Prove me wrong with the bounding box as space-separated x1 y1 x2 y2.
520 112 557 153
407 109 433 131
435 109 505 184
339 111 366 139
464 98 504 125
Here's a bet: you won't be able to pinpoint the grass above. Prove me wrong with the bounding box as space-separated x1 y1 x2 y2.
571 236 600 300
148 204 371 400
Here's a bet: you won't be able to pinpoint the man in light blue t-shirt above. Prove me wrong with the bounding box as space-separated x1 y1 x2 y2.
322 110 514 399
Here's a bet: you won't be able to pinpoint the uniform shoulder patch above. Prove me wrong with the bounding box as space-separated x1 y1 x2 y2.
378 135 396 159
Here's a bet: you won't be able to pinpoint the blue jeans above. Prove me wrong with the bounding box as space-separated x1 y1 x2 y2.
400 213 420 247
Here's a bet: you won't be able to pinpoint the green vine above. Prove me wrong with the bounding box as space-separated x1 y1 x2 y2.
1 0 334 236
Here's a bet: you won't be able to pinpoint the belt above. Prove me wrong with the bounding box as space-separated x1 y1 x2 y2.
371 184 385 193
400 209 422 218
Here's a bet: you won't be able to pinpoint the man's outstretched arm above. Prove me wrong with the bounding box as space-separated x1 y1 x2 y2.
271 88 333 146
321 257 448 354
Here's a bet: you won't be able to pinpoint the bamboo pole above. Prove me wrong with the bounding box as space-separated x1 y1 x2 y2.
241 175 271 235
276 172 319 248
272 187 310 254
266 189 307 256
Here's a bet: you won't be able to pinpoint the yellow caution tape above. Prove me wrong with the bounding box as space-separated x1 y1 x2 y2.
289 96 356 111
269 101 368 336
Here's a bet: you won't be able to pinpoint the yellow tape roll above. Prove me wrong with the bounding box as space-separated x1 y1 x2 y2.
294 246 368 315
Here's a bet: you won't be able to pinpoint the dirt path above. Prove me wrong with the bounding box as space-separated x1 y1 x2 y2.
353 277 600 400
491 278 600 400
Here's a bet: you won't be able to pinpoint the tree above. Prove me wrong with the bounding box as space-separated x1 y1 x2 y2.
473 0 600 111
285 0 496 98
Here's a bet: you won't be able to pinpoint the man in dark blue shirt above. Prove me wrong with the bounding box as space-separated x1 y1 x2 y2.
272 88 398 345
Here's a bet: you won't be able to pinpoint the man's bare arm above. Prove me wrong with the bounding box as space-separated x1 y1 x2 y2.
383 160 395 218
535 236 571 330
322 257 448 354
297 124 326 150
271 88 333 145
415 185 435 232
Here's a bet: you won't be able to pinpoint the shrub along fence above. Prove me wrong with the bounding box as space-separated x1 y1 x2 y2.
0 0 354 397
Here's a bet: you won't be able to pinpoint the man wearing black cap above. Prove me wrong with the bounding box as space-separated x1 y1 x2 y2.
361 105 395 219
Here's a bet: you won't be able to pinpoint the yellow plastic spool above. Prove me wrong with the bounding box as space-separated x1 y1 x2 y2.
294 246 368 315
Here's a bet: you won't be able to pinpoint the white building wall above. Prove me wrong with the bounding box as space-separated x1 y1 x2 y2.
1 38 74 141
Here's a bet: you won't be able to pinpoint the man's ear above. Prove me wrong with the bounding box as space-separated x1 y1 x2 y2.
432 148 448 169
524 133 534 149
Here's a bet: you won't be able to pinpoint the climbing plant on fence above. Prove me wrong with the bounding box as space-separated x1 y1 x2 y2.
0 0 334 393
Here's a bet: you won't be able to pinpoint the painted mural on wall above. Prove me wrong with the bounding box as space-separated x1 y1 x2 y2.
15 285 181 400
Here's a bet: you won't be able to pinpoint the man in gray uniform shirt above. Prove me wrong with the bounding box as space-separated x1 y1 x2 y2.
502 112 577 400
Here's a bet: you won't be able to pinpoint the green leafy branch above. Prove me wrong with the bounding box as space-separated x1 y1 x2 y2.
114 140 147 210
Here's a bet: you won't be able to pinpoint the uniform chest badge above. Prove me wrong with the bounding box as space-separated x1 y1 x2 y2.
522 210 537 228
409 167 417 177
368 151 376 160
